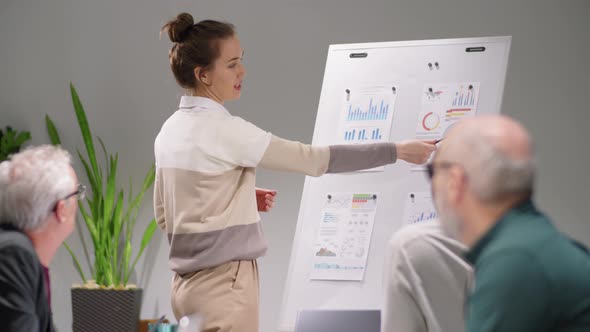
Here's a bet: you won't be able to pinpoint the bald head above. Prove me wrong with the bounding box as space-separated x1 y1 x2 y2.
437 115 535 203
445 115 532 160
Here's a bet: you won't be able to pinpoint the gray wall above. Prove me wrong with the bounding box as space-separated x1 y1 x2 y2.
0 0 588 331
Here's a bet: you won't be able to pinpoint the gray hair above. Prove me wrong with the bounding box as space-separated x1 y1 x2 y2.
0 145 74 231
462 136 535 203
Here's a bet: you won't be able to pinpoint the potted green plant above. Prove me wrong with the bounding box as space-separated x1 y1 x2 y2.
0 126 31 162
46 83 157 332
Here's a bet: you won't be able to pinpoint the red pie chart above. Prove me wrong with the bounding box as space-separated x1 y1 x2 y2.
422 112 440 131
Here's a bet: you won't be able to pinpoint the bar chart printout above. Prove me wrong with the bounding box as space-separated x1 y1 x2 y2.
402 191 438 224
339 86 397 145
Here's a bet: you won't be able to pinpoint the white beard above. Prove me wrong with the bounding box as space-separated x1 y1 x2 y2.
434 190 462 242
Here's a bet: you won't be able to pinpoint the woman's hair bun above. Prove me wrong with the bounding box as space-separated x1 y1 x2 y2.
163 12 194 43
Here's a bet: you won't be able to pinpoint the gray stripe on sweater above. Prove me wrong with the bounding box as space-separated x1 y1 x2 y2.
327 143 397 173
167 223 267 275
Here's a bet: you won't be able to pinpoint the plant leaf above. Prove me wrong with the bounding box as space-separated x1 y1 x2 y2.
126 219 158 285
79 204 98 249
123 165 155 226
70 83 99 180
77 150 101 225
122 240 132 286
113 191 125 239
111 191 125 285
14 131 31 148
45 115 62 146
102 154 117 245
0 126 32 160
75 215 94 277
64 242 87 284
97 136 109 183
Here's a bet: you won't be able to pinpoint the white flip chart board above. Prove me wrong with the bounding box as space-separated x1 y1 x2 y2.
279 36 511 331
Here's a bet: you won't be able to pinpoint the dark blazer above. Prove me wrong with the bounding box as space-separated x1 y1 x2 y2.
0 224 55 332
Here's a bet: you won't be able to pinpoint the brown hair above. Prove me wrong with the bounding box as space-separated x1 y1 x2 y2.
162 13 235 89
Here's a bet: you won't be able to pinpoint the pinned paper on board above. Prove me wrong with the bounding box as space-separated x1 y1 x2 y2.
338 86 397 172
416 82 481 141
339 86 397 144
402 192 438 224
413 82 481 170
310 193 379 281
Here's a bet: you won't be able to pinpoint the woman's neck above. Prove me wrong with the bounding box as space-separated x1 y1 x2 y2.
191 87 223 105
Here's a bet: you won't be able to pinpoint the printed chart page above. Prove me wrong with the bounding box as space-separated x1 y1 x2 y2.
310 193 379 281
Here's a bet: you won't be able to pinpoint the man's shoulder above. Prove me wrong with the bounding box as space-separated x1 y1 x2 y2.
388 220 468 268
0 229 38 267
483 212 585 268
0 228 33 249
389 221 465 251
476 220 590 288
481 211 555 256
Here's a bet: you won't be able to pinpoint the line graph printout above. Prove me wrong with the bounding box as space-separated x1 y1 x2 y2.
415 82 481 141
310 192 379 281
402 192 438 224
339 86 397 145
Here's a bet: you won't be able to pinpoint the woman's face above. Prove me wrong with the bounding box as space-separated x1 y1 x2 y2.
198 35 246 103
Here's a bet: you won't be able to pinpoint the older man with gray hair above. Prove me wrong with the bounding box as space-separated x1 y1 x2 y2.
429 115 590 331
0 145 84 332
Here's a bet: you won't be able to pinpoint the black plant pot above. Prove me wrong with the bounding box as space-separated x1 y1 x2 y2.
71 288 143 332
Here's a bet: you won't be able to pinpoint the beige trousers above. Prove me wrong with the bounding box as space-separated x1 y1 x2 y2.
171 260 259 332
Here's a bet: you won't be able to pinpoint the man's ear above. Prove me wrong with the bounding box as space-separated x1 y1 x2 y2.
54 200 67 224
448 167 467 205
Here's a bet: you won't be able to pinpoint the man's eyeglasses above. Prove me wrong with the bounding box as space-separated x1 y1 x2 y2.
52 183 87 212
66 183 87 201
426 162 459 180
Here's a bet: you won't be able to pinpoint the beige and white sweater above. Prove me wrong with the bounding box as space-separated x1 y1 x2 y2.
154 96 398 274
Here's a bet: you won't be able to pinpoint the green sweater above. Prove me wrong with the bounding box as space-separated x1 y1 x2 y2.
465 200 590 332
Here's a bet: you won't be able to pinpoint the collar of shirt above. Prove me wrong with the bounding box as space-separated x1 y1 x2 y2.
41 265 52 310
465 199 536 264
179 96 231 116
